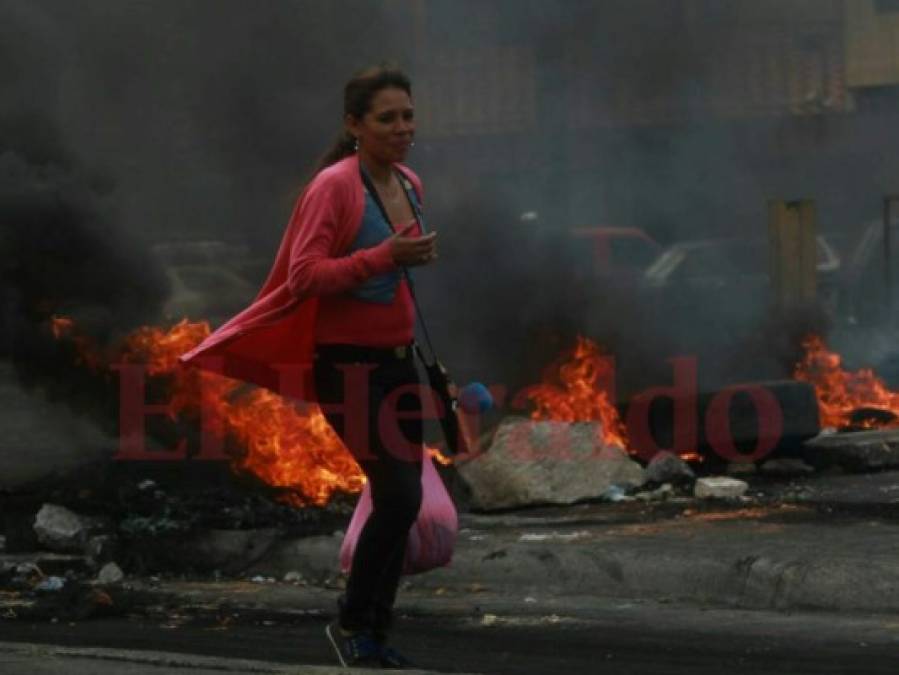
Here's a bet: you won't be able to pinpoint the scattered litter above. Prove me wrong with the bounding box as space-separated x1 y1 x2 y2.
599 485 634 502
283 571 304 584
137 480 157 491
92 589 114 607
474 613 581 627
519 531 590 543
250 575 276 584
85 535 112 562
694 477 749 499
35 576 65 592
14 562 42 579
524 596 537 603
634 483 674 502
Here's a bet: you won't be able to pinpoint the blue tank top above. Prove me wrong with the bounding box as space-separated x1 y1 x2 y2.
346 169 426 304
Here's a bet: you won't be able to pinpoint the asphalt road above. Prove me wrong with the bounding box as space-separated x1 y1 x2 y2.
1 600 896 674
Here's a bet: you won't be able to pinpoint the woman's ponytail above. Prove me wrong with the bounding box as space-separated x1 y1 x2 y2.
310 129 357 177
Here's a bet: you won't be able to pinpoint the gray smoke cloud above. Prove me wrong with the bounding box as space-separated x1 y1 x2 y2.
3 0 898 403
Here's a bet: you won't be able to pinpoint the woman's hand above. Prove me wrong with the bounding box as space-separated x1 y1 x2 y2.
389 222 438 267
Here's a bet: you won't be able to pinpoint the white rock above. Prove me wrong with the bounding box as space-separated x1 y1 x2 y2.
97 562 124 584
458 418 645 510
694 476 749 499
34 504 87 552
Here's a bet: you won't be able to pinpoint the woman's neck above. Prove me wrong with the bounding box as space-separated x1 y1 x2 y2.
358 151 393 185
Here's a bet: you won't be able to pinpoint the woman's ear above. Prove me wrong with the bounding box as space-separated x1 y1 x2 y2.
344 114 360 141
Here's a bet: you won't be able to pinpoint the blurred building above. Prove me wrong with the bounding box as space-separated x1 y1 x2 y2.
397 0 899 238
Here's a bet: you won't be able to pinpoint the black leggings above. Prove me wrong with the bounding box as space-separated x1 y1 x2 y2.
313 346 423 634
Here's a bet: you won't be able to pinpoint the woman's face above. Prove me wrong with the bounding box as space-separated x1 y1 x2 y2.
347 86 415 165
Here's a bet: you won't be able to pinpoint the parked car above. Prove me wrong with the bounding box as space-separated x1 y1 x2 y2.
838 219 899 325
643 235 842 312
568 226 662 281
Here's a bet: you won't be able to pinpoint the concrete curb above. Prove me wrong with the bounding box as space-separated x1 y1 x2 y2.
425 533 899 613
448 510 899 613
247 504 899 614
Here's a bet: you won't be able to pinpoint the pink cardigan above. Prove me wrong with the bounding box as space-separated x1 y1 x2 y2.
177 154 424 400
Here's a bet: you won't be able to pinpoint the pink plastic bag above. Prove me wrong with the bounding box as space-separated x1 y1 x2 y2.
340 453 458 576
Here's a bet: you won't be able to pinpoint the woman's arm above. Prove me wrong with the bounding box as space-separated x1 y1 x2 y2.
286 179 396 300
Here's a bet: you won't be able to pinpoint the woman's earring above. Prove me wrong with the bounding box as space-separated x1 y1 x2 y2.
353 137 359 152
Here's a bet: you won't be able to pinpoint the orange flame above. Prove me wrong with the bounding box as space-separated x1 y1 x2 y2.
526 336 629 450
794 334 899 430
50 315 74 339
428 447 453 466
51 316 364 505
50 315 104 371
50 316 451 505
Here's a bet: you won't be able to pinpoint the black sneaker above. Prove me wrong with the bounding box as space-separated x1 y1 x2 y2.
325 621 382 668
378 643 415 669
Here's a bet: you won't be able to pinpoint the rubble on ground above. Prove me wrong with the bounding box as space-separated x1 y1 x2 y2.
761 458 815 476
644 451 695 485
803 429 899 472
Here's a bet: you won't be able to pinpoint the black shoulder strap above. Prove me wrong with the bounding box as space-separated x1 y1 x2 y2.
358 164 440 366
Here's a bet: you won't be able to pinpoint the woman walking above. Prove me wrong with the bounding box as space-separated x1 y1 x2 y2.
180 63 436 668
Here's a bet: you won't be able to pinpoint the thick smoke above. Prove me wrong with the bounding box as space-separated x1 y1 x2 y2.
4 0 899 406
0 2 168 421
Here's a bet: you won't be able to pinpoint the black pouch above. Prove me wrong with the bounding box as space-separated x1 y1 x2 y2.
417 346 467 456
